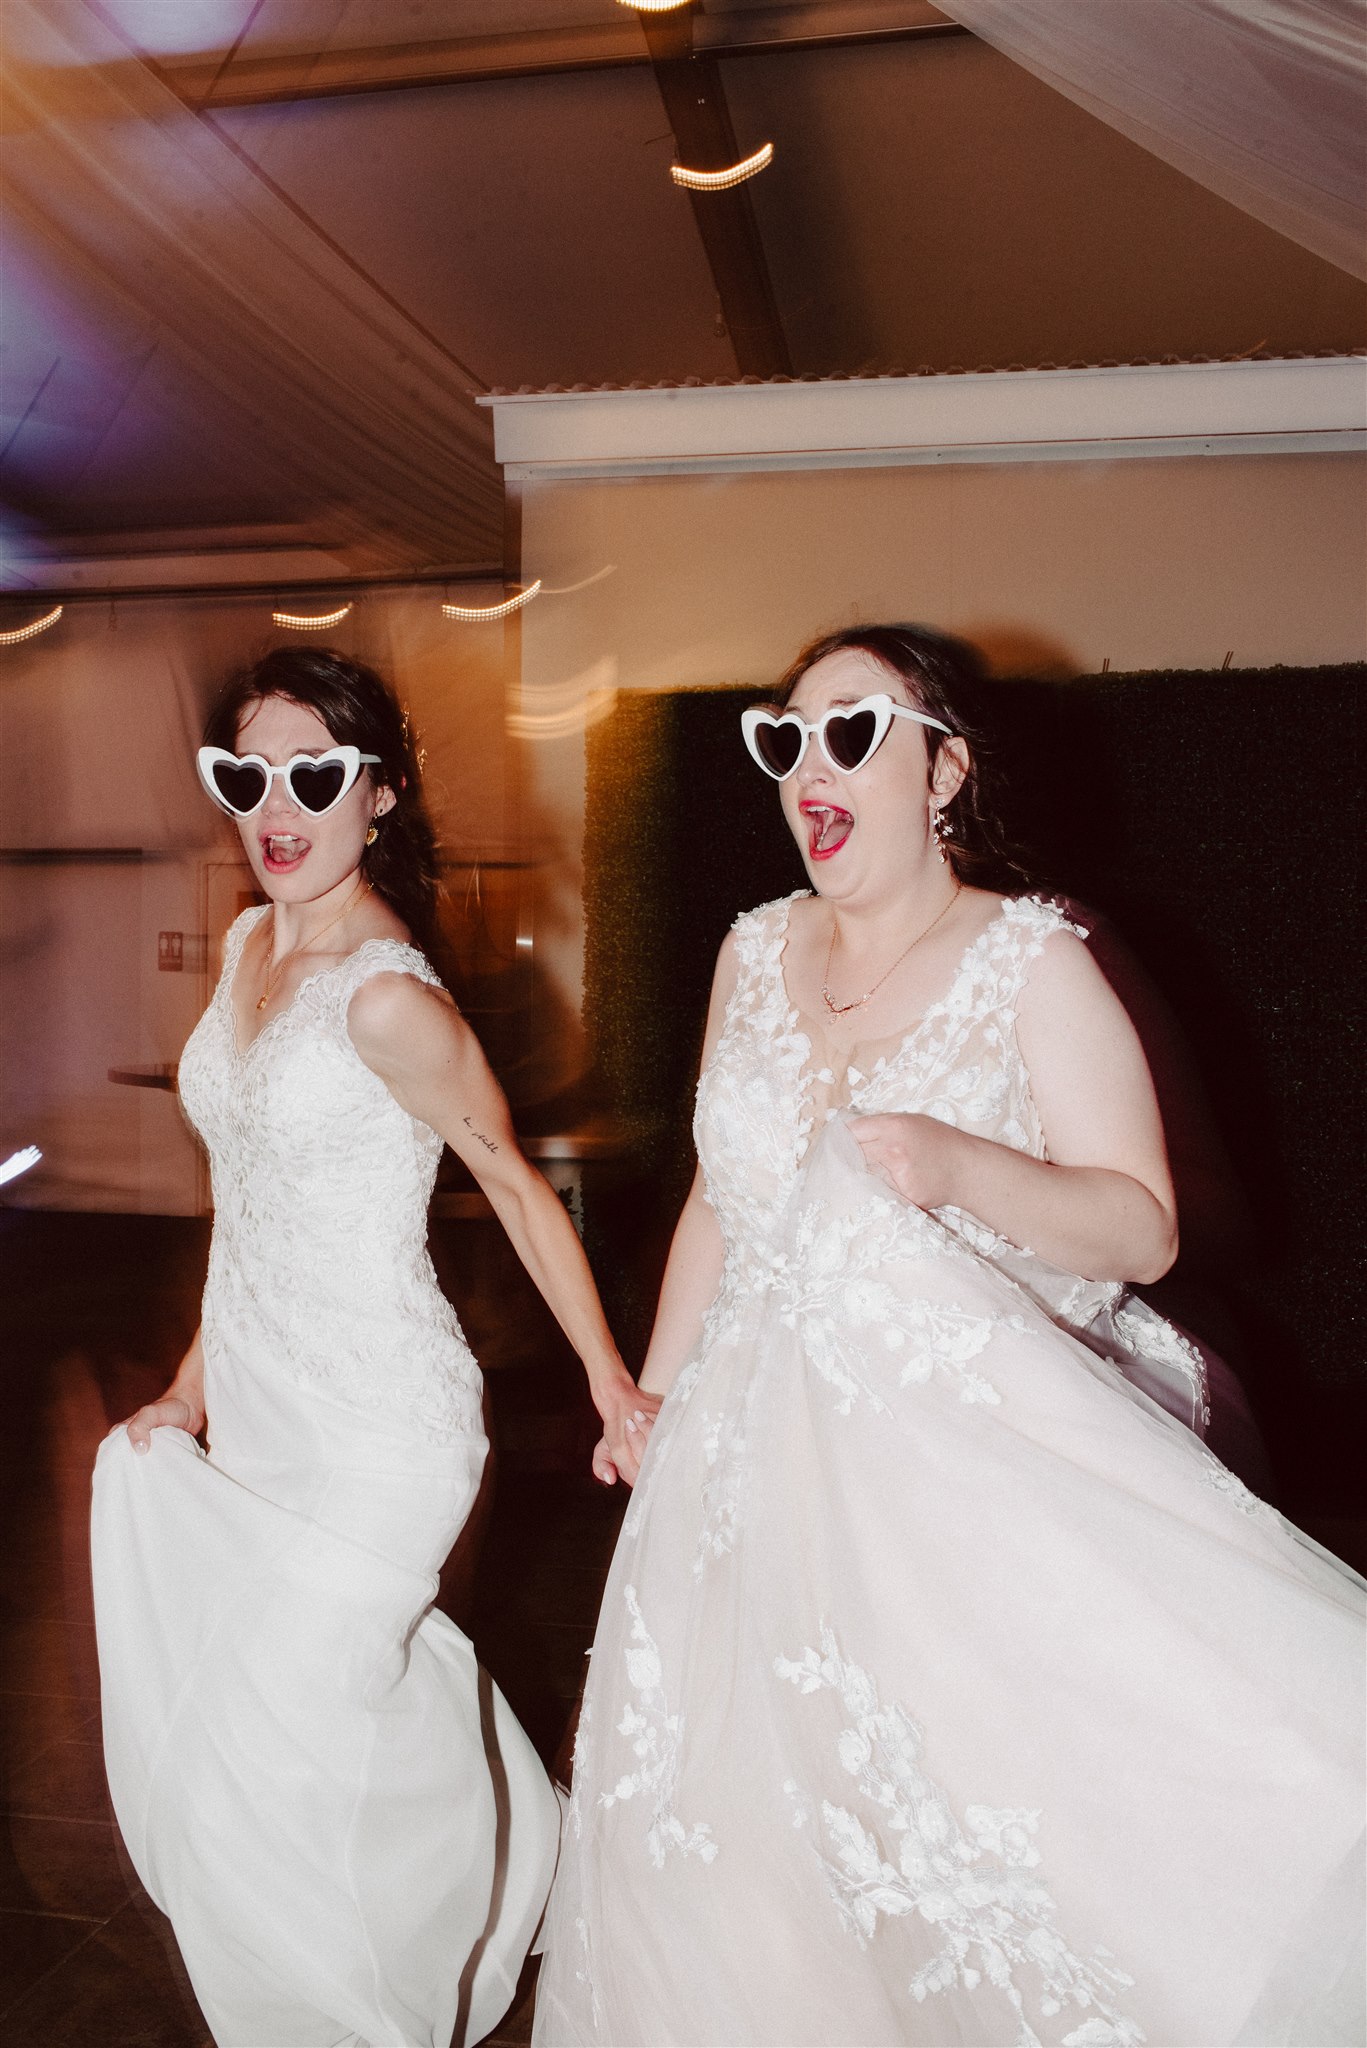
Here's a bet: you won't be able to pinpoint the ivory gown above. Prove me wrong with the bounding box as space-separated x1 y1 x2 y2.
92 906 561 2048
534 894 1365 2048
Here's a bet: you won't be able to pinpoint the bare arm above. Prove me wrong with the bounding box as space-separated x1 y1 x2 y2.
347 972 656 1480
638 1167 727 1399
851 931 1178 1284
635 930 742 1402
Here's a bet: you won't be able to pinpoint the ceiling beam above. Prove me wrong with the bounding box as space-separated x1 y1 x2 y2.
164 5 964 111
638 4 791 379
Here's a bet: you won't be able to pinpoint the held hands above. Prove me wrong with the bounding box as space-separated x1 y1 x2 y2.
590 1370 662 1489
124 1390 205 1454
846 1112 968 1211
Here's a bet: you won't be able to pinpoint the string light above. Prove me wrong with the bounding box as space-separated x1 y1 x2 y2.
616 1 690 11
0 604 63 646
671 143 773 192
0 1146 42 1188
442 581 542 623
272 603 353 629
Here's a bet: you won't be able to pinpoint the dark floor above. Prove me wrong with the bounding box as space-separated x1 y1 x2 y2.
0 1212 625 2048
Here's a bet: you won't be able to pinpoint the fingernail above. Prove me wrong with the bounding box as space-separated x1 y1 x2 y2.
633 1410 646 1422
134 1440 148 1454
625 1417 638 1434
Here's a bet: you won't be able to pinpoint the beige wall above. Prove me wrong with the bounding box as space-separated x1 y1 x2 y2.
518 450 1366 1034
0 584 509 1213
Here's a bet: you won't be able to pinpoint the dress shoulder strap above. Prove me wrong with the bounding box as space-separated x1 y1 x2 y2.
332 937 446 1010
218 903 269 988
988 895 1089 1009
730 890 808 989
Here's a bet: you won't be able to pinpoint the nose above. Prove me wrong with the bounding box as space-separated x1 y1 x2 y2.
260 768 300 821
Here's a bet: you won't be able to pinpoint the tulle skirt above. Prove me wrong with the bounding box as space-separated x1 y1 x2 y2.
536 1124 1365 2048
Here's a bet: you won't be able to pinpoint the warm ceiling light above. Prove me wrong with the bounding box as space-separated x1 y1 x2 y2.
671 143 774 192
616 1 691 11
442 581 542 623
272 602 353 629
0 603 63 645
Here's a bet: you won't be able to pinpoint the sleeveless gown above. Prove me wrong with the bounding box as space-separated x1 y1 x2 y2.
91 907 561 2048
534 894 1365 2048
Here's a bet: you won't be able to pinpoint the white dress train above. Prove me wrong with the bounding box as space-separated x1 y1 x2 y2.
534 894 1365 2048
92 907 560 2048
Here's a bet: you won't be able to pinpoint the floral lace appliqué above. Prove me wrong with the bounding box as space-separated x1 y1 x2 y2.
779 1194 1011 1413
600 1586 717 1869
776 1627 1143 2048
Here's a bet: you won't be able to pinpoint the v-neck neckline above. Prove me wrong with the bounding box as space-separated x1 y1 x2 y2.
224 910 386 1062
775 891 1013 1076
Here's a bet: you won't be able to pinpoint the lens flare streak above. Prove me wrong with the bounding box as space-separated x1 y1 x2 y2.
0 1146 42 1188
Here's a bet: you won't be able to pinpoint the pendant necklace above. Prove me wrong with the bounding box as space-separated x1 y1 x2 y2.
821 887 961 1019
258 879 372 1011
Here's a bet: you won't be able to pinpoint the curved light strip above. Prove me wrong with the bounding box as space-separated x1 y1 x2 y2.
272 602 353 630
0 604 63 646
0 1145 42 1188
616 1 690 11
507 687 617 741
442 580 542 623
671 142 773 192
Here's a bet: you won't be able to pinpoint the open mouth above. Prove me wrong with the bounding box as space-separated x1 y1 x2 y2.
261 833 310 874
799 801 854 862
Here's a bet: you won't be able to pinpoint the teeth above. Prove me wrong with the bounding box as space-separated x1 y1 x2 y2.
267 835 305 857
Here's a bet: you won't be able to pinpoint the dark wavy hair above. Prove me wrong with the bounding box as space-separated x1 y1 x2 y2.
203 646 442 951
772 623 1033 892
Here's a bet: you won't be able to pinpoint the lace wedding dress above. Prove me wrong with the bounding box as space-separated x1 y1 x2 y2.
92 906 560 2048
534 895 1365 2048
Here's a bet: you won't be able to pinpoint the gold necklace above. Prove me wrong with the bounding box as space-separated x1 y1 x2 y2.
821 887 961 1018
257 880 372 1012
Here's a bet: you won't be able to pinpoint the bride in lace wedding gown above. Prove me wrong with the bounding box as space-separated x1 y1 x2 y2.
91 650 657 2048
534 628 1365 2048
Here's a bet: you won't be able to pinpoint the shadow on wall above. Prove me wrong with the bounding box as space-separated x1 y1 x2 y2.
579 663 1367 1523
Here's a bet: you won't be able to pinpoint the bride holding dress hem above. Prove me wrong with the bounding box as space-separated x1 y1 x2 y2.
535 624 1365 2048
90 645 657 2048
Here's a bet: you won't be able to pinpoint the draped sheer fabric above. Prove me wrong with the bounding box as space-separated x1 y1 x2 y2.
2 0 501 572
937 0 1367 281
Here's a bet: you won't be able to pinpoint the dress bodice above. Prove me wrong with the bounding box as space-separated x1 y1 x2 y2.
178 904 481 1445
694 891 1208 1426
696 892 1073 1265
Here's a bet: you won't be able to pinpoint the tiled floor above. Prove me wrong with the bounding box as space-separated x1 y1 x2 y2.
0 1212 623 2048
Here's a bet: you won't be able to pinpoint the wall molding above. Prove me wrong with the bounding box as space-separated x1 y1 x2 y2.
482 358 1367 480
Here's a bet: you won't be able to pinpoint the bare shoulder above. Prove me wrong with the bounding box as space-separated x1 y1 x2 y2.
346 967 459 1060
1017 920 1130 1047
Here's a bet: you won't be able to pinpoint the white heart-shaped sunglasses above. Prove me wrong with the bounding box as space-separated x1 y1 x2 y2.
741 693 953 781
197 745 381 818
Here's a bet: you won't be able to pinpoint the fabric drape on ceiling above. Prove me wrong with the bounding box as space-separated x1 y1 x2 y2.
1 0 502 572
937 0 1367 281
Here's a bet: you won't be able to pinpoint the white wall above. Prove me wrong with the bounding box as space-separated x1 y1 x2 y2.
517 449 1367 1029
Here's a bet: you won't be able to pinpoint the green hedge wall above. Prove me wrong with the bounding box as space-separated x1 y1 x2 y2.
583 667 1365 1507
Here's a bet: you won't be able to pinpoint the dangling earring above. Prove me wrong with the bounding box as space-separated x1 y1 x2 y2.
365 822 379 847
932 803 954 863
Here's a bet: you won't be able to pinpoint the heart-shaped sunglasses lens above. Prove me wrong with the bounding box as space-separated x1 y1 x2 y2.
752 719 804 778
288 759 348 813
210 759 268 813
822 707 880 772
